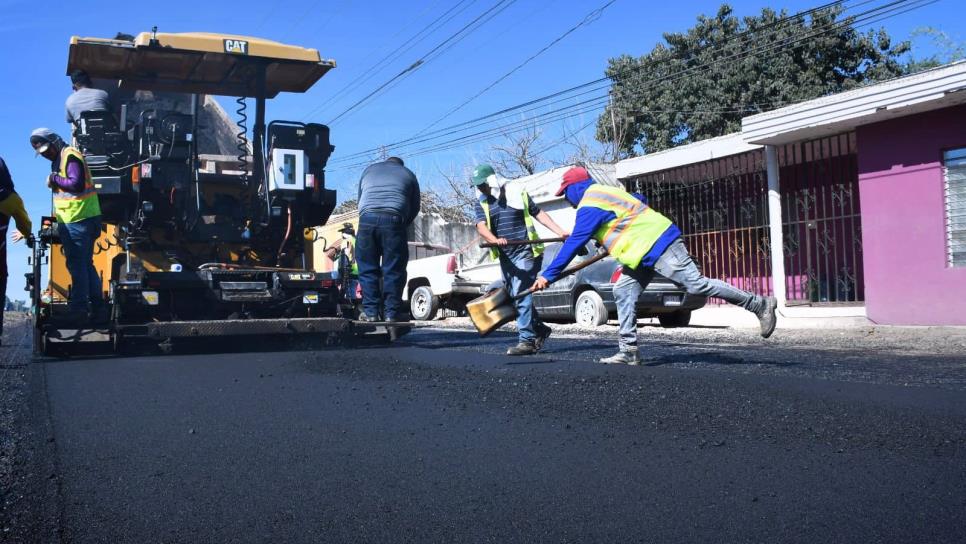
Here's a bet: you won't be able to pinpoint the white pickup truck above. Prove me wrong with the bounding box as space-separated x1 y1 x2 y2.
403 243 500 320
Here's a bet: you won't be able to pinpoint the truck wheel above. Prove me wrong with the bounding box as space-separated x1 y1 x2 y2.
658 310 692 328
574 290 608 327
410 286 439 321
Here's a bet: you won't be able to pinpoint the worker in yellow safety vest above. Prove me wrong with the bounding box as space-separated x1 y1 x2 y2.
30 128 107 326
472 163 569 356
531 166 778 365
325 222 359 299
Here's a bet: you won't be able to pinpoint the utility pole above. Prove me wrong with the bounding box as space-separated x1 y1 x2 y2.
609 93 619 162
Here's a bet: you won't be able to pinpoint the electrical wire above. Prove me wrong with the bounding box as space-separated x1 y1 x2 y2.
326 0 520 125
329 0 865 163
330 0 932 167
302 0 473 120
415 0 620 137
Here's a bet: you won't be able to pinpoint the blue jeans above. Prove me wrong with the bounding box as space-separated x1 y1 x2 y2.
614 238 763 353
57 216 106 313
499 252 544 343
356 212 408 319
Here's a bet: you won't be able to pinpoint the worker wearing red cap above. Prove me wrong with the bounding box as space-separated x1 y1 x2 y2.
532 166 778 365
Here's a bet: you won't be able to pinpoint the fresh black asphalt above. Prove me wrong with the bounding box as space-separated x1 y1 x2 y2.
28 327 966 543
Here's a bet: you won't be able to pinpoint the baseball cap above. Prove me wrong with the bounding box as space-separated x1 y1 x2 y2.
555 166 591 196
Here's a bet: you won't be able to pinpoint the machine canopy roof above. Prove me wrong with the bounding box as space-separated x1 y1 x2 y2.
68 32 335 98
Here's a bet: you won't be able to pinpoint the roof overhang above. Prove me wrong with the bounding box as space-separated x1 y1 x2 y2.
742 61 966 145
616 133 761 180
67 32 336 98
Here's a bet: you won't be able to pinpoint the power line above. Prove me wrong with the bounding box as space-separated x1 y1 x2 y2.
330 0 935 171
331 0 928 166
301 0 474 121
331 0 854 164
326 0 520 125
415 0 621 137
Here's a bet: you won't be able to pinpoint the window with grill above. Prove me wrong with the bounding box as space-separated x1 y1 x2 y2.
944 148 966 267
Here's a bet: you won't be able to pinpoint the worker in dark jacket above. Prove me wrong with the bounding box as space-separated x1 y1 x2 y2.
0 157 33 344
532 166 778 365
30 128 107 325
355 157 420 322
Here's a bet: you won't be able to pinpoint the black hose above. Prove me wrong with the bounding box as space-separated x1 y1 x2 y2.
235 97 250 181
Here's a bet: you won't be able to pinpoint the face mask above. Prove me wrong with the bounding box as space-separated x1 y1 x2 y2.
342 233 352 240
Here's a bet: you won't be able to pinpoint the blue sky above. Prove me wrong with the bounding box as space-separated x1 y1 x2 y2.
0 0 958 301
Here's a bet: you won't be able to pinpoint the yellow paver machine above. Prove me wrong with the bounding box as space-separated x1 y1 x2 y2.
28 30 389 355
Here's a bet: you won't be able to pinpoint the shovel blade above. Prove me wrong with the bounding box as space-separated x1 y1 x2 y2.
466 288 519 336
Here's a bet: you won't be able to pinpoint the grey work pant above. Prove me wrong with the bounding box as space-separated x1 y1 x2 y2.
614 239 764 353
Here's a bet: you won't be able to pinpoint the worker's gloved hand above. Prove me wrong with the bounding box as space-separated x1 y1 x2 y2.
531 276 550 292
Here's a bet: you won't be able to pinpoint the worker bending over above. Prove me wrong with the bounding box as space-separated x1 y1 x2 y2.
355 157 420 322
473 164 568 356
532 166 778 365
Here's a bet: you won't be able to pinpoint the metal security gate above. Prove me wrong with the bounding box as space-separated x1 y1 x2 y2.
628 150 773 304
777 133 864 305
626 132 864 307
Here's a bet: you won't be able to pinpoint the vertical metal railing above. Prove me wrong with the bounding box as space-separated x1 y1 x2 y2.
628 150 773 304
778 133 864 305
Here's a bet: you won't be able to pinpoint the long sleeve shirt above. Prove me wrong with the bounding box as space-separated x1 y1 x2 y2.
0 158 31 234
357 160 421 224
541 184 680 282
50 157 86 193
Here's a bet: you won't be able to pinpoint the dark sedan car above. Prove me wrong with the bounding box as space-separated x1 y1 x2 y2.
532 242 706 327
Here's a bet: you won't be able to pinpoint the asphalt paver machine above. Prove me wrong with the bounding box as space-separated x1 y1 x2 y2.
29 31 388 355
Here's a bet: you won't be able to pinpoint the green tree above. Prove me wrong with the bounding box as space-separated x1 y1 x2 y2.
598 4 910 155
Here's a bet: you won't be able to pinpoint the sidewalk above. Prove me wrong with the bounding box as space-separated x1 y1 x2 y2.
642 304 874 330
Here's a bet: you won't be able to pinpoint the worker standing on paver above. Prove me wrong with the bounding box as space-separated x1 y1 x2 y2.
531 166 778 365
355 157 420 322
30 128 107 326
473 164 569 356
1 156 33 345
65 70 110 134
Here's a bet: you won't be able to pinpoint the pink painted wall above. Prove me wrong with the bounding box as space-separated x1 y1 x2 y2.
857 104 966 325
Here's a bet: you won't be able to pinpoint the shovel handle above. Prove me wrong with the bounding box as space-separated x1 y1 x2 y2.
479 237 567 248
511 251 609 301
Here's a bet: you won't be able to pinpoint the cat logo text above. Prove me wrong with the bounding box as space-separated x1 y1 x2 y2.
224 39 249 55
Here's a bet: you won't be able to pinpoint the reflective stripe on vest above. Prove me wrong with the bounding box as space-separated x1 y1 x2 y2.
52 146 101 224
578 185 673 269
479 191 543 260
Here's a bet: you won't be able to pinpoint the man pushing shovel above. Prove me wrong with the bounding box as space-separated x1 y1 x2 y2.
530 166 778 365
473 164 569 356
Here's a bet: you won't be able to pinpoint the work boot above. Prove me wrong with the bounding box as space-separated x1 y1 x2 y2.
357 311 378 323
506 341 538 356
534 323 552 351
598 350 641 366
756 296 778 339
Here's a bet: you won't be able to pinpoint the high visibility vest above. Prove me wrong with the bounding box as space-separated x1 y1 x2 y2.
52 146 101 224
345 236 358 275
578 184 673 269
479 191 543 260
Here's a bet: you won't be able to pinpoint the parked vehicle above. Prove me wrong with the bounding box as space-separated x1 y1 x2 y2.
403 244 500 320
532 242 706 327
